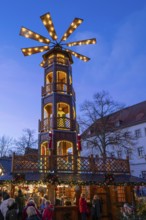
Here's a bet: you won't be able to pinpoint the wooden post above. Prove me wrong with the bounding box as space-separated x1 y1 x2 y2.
47 184 55 204
74 185 81 206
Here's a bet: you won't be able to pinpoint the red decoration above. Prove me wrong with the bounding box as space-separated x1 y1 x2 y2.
77 134 82 151
48 132 52 149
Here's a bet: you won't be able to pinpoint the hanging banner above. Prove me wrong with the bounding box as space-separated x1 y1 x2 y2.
77 134 82 151
48 132 52 149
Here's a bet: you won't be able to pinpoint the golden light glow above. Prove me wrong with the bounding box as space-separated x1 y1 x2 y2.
65 48 90 62
40 12 58 41
66 38 97 47
20 14 96 62
60 18 83 42
40 60 45 67
20 26 51 44
21 45 50 56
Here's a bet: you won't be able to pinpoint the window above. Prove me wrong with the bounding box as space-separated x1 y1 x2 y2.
142 171 146 179
117 151 122 158
137 147 144 157
117 186 126 202
135 129 141 138
90 127 94 135
108 136 114 143
86 142 90 147
110 152 115 157
124 131 131 138
115 120 122 127
116 135 120 141
127 149 132 159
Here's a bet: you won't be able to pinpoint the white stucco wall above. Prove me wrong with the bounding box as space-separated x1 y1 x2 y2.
81 122 146 177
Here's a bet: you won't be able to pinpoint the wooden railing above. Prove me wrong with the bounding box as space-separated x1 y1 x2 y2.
42 83 76 98
12 154 130 174
39 118 52 132
39 117 76 132
44 57 70 67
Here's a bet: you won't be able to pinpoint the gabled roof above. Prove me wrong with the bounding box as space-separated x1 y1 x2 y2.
110 100 146 128
82 100 146 136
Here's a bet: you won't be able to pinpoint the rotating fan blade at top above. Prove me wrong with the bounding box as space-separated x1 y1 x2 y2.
20 27 51 44
21 45 50 56
40 12 58 41
60 18 83 42
66 38 96 47
65 48 90 62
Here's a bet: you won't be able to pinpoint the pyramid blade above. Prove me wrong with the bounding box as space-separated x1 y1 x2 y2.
40 12 58 41
66 38 96 47
20 26 51 44
21 45 50 56
60 18 83 42
65 48 90 62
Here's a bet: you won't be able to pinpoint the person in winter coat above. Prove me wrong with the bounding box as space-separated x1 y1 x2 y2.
0 191 3 205
0 192 10 220
79 193 88 220
0 191 4 220
42 200 54 220
39 197 46 214
91 195 102 220
6 198 18 220
22 200 41 220
26 206 41 220
15 189 25 220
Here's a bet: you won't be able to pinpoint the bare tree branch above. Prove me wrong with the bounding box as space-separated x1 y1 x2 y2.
14 128 38 155
0 135 13 157
78 91 136 157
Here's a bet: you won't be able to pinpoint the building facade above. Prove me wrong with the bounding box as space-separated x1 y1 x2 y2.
81 101 146 178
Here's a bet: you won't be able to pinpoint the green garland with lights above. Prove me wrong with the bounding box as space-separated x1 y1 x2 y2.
44 173 60 185
0 174 146 186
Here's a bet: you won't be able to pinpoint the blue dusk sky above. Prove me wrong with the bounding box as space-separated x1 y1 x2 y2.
0 0 146 139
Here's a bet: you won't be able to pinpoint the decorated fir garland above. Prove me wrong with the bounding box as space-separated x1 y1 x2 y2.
13 174 25 183
104 173 114 185
44 173 60 185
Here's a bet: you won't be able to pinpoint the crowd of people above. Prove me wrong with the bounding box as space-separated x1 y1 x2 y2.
79 193 102 220
0 190 54 220
0 189 102 220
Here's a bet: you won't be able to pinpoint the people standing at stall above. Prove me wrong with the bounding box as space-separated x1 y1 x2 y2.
91 194 102 220
15 189 25 220
32 192 40 209
0 191 3 205
6 198 18 220
79 193 88 220
39 198 46 215
26 206 41 220
0 192 10 220
42 200 54 220
0 191 4 220
22 200 41 220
